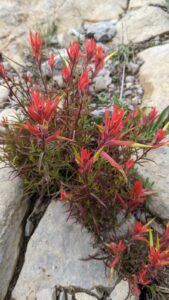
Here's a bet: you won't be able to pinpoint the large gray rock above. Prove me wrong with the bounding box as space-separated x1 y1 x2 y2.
84 21 116 42
138 44 169 112
114 6 169 44
12 202 113 300
0 163 27 299
139 146 169 220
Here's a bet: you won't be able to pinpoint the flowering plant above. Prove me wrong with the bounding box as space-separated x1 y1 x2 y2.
0 31 169 299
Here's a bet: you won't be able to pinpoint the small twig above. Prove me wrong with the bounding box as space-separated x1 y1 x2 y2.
120 64 125 101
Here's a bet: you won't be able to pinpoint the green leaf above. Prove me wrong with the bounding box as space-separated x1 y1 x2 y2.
150 105 169 134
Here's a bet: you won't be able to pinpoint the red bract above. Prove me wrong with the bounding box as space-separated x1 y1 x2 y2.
26 121 60 143
148 247 169 269
84 38 96 63
67 41 80 65
124 158 135 172
75 147 94 174
131 222 148 241
28 91 59 124
142 107 158 125
0 63 5 78
107 241 126 269
29 31 43 60
62 64 71 83
60 190 68 200
154 129 166 143
78 69 90 94
137 269 151 285
48 53 56 71
98 105 133 148
94 46 106 75
22 72 32 84
129 180 146 209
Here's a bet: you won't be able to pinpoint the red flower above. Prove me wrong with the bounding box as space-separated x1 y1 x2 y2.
84 38 96 63
137 269 151 285
94 46 106 75
26 121 60 143
128 181 146 210
107 241 126 269
154 129 166 143
107 240 126 254
75 147 94 174
62 64 71 83
29 31 43 60
67 41 80 65
28 91 59 124
22 72 32 83
60 190 68 200
48 53 56 71
124 158 135 171
148 247 169 269
148 107 158 123
78 69 90 94
131 222 148 241
0 63 5 78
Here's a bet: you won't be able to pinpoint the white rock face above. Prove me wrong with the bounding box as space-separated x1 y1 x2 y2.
36 288 56 300
129 0 166 8
138 44 169 112
75 293 97 300
110 280 136 300
114 6 169 44
0 163 27 299
12 201 113 300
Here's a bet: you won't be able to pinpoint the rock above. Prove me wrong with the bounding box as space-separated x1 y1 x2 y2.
12 202 113 300
110 280 136 300
56 0 128 34
84 21 116 42
36 288 56 300
138 44 169 112
114 6 169 44
0 86 9 108
125 76 134 83
25 219 34 237
0 163 27 299
127 62 139 75
75 293 97 300
54 75 64 88
129 0 165 9
0 108 18 135
94 75 112 92
138 146 169 220
59 291 66 300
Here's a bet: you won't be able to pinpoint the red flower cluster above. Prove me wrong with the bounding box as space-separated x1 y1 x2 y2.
75 147 94 174
106 240 126 268
0 63 5 78
29 31 43 60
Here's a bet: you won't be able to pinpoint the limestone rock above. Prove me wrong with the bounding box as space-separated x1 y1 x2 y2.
138 44 169 112
129 0 166 9
36 288 56 300
110 280 136 300
114 6 169 44
139 146 169 220
12 202 113 300
0 108 18 135
84 21 116 42
0 163 27 299
75 293 97 300
0 86 9 108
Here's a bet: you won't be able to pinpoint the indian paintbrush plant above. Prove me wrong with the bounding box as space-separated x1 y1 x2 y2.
0 31 169 299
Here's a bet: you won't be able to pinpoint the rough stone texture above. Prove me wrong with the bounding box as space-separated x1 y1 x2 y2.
0 163 27 299
84 21 116 42
75 293 97 300
0 86 9 109
0 0 127 64
138 44 169 112
36 288 56 300
12 202 113 300
56 0 127 33
110 280 136 300
114 6 169 45
139 146 169 220
0 108 19 135
129 0 166 8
